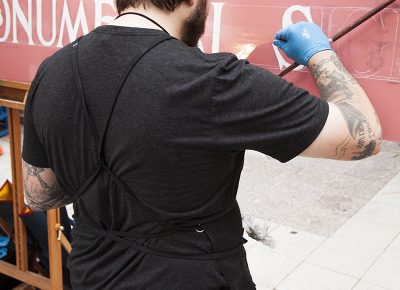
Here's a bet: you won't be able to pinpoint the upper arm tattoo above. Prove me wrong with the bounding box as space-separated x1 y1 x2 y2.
23 161 73 211
310 54 378 160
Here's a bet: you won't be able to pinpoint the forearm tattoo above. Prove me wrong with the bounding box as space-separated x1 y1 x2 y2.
310 54 378 160
23 161 73 211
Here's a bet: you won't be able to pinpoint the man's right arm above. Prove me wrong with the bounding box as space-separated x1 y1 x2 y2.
273 22 382 161
301 50 382 160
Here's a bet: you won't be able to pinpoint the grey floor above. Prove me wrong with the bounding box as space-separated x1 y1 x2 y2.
238 142 400 290
238 142 400 237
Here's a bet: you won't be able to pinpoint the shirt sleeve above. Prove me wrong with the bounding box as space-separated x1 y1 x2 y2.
22 61 50 168
211 54 329 163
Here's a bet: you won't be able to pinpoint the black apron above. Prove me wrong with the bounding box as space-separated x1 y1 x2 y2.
69 34 256 290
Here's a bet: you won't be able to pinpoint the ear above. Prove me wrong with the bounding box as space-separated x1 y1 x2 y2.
185 0 195 6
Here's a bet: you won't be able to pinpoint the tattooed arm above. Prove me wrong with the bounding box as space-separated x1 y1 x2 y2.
301 50 382 160
23 160 73 211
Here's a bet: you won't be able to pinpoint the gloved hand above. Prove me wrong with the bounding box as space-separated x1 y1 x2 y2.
273 22 332 66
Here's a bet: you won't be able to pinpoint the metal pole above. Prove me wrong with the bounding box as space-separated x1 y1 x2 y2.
278 0 397 77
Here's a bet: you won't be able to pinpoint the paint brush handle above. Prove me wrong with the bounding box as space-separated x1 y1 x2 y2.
278 0 397 77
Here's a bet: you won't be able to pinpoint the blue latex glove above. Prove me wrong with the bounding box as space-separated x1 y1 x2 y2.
273 22 332 66
0 248 7 259
0 237 10 247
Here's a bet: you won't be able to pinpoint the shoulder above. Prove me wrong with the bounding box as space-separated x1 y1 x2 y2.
42 41 77 73
26 41 78 112
31 40 77 90
34 39 80 91
158 39 247 73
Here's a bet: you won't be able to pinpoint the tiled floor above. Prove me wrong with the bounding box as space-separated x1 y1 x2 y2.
245 171 400 290
277 263 358 290
362 234 400 289
1 135 400 290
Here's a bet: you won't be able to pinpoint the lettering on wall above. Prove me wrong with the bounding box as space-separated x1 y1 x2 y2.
0 0 225 49
1 0 399 140
0 1 399 81
0 0 116 46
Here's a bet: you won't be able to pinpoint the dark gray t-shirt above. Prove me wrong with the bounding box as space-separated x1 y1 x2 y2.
22 25 328 289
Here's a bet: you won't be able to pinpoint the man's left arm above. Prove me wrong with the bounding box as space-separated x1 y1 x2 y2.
23 160 73 211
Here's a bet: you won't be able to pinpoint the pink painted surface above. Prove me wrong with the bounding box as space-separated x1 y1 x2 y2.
1 0 399 140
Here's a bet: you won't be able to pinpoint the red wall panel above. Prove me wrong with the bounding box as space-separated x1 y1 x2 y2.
1 0 399 140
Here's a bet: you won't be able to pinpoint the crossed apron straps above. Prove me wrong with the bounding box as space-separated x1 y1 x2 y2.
70 35 173 205
69 35 243 260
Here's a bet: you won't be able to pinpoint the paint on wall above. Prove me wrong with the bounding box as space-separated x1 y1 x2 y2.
0 0 399 140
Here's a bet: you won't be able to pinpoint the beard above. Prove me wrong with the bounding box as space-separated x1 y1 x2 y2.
181 0 208 47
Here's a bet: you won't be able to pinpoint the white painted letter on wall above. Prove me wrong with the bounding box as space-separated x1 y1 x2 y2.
211 2 225 53
0 0 11 42
94 0 116 28
12 0 34 45
198 2 225 53
36 0 57 46
57 0 89 47
273 5 314 70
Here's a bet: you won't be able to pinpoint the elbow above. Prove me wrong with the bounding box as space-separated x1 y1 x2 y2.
24 193 50 212
351 134 382 161
25 201 50 212
371 139 382 157
371 123 383 157
25 204 48 212
352 117 383 160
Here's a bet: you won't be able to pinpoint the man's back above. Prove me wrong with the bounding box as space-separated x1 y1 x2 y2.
32 26 239 218
23 24 330 289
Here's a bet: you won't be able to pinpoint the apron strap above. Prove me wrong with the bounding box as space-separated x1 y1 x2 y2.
76 224 243 261
71 37 100 142
96 36 174 164
71 35 173 202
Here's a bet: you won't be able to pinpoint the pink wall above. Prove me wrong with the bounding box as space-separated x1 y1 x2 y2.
1 0 399 140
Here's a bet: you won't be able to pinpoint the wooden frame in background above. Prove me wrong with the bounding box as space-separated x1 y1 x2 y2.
0 79 64 290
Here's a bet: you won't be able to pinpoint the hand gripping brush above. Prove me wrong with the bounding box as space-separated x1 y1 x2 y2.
278 0 398 77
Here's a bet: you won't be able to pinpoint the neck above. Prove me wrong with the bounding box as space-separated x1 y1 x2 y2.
111 6 186 40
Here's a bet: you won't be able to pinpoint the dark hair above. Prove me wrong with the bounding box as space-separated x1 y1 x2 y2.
116 0 187 14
